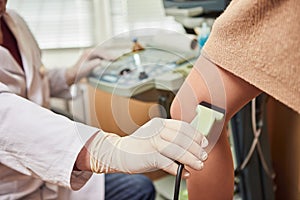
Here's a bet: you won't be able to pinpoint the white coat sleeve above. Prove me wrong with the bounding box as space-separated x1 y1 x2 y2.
0 84 98 190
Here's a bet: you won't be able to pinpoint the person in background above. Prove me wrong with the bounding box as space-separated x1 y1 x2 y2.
171 0 299 199
0 0 209 199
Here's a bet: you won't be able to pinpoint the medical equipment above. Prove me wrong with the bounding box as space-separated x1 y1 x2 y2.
89 47 196 97
235 98 275 178
174 102 225 200
230 95 276 199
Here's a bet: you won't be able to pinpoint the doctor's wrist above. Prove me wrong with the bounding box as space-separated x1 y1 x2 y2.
65 67 76 86
74 133 98 172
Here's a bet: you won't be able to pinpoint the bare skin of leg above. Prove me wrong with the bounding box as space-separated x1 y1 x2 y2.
186 129 234 200
170 55 261 199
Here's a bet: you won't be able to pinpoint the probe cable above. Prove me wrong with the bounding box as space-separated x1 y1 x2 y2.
173 162 184 200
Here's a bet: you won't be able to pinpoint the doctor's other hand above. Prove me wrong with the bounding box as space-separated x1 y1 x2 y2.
77 118 209 177
65 48 115 86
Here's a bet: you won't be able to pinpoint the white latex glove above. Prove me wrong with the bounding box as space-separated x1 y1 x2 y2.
66 48 116 86
89 118 208 177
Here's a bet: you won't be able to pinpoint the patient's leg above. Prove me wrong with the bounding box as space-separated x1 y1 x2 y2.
187 129 234 200
170 55 261 199
171 97 234 199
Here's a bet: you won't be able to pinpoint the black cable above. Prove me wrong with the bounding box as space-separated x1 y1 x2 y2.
173 162 184 200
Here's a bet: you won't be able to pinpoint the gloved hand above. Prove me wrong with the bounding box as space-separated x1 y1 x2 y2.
65 48 116 86
89 118 208 177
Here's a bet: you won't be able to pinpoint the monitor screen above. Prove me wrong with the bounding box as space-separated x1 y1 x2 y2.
163 0 229 13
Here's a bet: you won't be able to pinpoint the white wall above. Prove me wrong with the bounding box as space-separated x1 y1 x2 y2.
41 0 113 69
44 0 113 123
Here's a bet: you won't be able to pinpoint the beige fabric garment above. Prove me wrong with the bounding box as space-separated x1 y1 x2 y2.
203 0 300 113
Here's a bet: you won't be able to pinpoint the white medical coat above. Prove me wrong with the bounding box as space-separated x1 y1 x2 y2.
0 9 104 200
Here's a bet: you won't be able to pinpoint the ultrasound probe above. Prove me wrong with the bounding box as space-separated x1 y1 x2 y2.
173 102 225 200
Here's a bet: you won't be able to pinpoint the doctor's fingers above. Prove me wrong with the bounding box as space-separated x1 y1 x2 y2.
88 48 117 61
162 119 208 147
154 138 205 171
160 131 208 161
156 154 191 178
80 58 102 72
